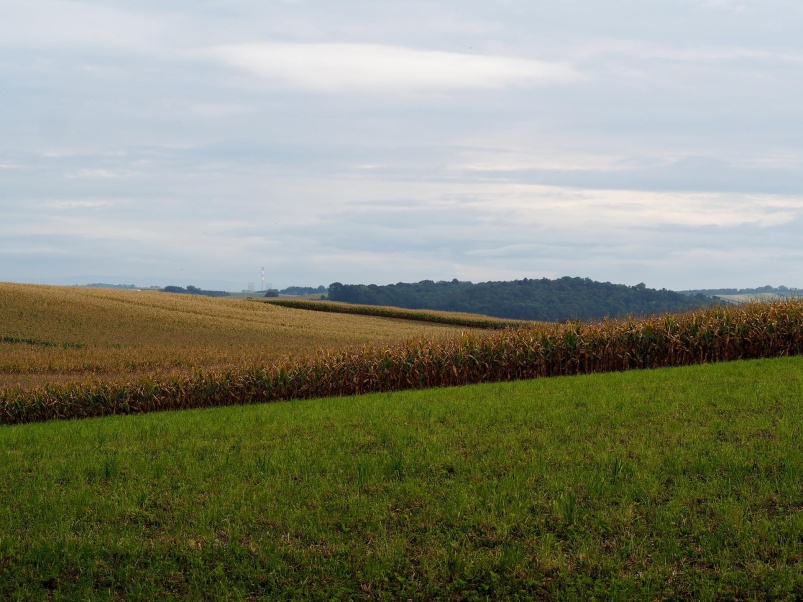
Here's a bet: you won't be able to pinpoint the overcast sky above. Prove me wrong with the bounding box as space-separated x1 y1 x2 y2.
2 0 802 291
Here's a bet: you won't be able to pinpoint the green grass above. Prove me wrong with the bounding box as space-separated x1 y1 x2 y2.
2 357 803 600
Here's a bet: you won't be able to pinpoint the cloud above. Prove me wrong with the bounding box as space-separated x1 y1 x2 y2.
65 169 137 180
2 1 802 291
189 103 252 117
335 185 801 233
44 200 117 210
700 0 746 10
454 152 803 196
0 1 166 53
204 43 582 94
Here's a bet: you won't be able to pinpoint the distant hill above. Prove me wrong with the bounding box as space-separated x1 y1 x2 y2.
280 285 327 296
162 285 230 298
680 285 802 297
328 277 711 322
78 283 137 289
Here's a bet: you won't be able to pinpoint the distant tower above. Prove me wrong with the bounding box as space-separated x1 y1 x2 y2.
261 267 265 292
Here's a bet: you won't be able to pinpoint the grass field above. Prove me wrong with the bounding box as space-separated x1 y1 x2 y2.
2 357 802 600
0 283 474 390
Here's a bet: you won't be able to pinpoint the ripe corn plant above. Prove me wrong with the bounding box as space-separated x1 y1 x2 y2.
0 335 84 348
261 299 527 329
0 283 470 389
2 300 803 425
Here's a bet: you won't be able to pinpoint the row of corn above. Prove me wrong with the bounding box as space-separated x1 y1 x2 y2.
0 335 85 349
260 299 525 329
2 300 802 425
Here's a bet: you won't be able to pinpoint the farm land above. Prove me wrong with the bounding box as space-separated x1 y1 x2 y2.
0 283 475 390
715 292 793 304
1 282 803 599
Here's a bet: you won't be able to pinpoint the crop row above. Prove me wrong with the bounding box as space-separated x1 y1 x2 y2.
0 283 466 389
0 335 84 349
2 300 803 425
260 299 525 329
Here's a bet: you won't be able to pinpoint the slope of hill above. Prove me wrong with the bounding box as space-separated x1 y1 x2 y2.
0 283 474 389
680 285 802 297
328 277 710 321
6 297 802 425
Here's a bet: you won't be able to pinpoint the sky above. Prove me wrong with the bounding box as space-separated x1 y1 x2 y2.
2 0 802 291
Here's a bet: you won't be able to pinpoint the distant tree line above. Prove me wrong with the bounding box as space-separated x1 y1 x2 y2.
79 283 137 289
328 277 711 322
162 285 230 298
680 285 801 297
280 286 327 295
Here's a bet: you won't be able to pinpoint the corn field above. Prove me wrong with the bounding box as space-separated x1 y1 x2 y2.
262 299 527 329
3 300 802 425
0 283 470 389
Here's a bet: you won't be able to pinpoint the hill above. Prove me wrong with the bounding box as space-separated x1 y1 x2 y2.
280 285 327 296
162 285 231 297
328 277 710 321
5 297 802 424
0 283 474 390
2 357 801 599
678 286 803 305
680 285 803 297
77 283 137 290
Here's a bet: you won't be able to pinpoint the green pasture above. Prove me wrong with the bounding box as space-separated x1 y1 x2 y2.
1 357 802 600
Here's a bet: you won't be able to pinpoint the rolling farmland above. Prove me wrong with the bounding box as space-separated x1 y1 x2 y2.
0 283 476 390
714 292 796 304
2 282 803 598
2 284 803 425
2 358 802 599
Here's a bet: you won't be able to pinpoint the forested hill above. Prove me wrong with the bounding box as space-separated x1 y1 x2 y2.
680 285 802 297
328 278 711 322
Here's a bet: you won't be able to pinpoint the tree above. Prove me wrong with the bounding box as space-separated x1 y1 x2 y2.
328 282 344 300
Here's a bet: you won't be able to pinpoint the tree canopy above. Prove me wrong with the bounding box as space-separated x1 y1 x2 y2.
328 277 711 322
162 285 230 298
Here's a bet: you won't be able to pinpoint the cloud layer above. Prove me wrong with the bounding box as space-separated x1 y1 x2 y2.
205 43 581 93
1 0 802 290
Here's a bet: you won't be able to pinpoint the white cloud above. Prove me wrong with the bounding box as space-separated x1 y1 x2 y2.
65 169 138 179
2 1 802 290
482 186 801 229
44 200 117 210
700 0 746 10
204 43 582 94
0 1 166 52
452 150 631 173
189 103 252 117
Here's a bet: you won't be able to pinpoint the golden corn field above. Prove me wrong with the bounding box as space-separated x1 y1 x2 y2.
2 287 802 424
261 299 527 329
0 283 477 389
